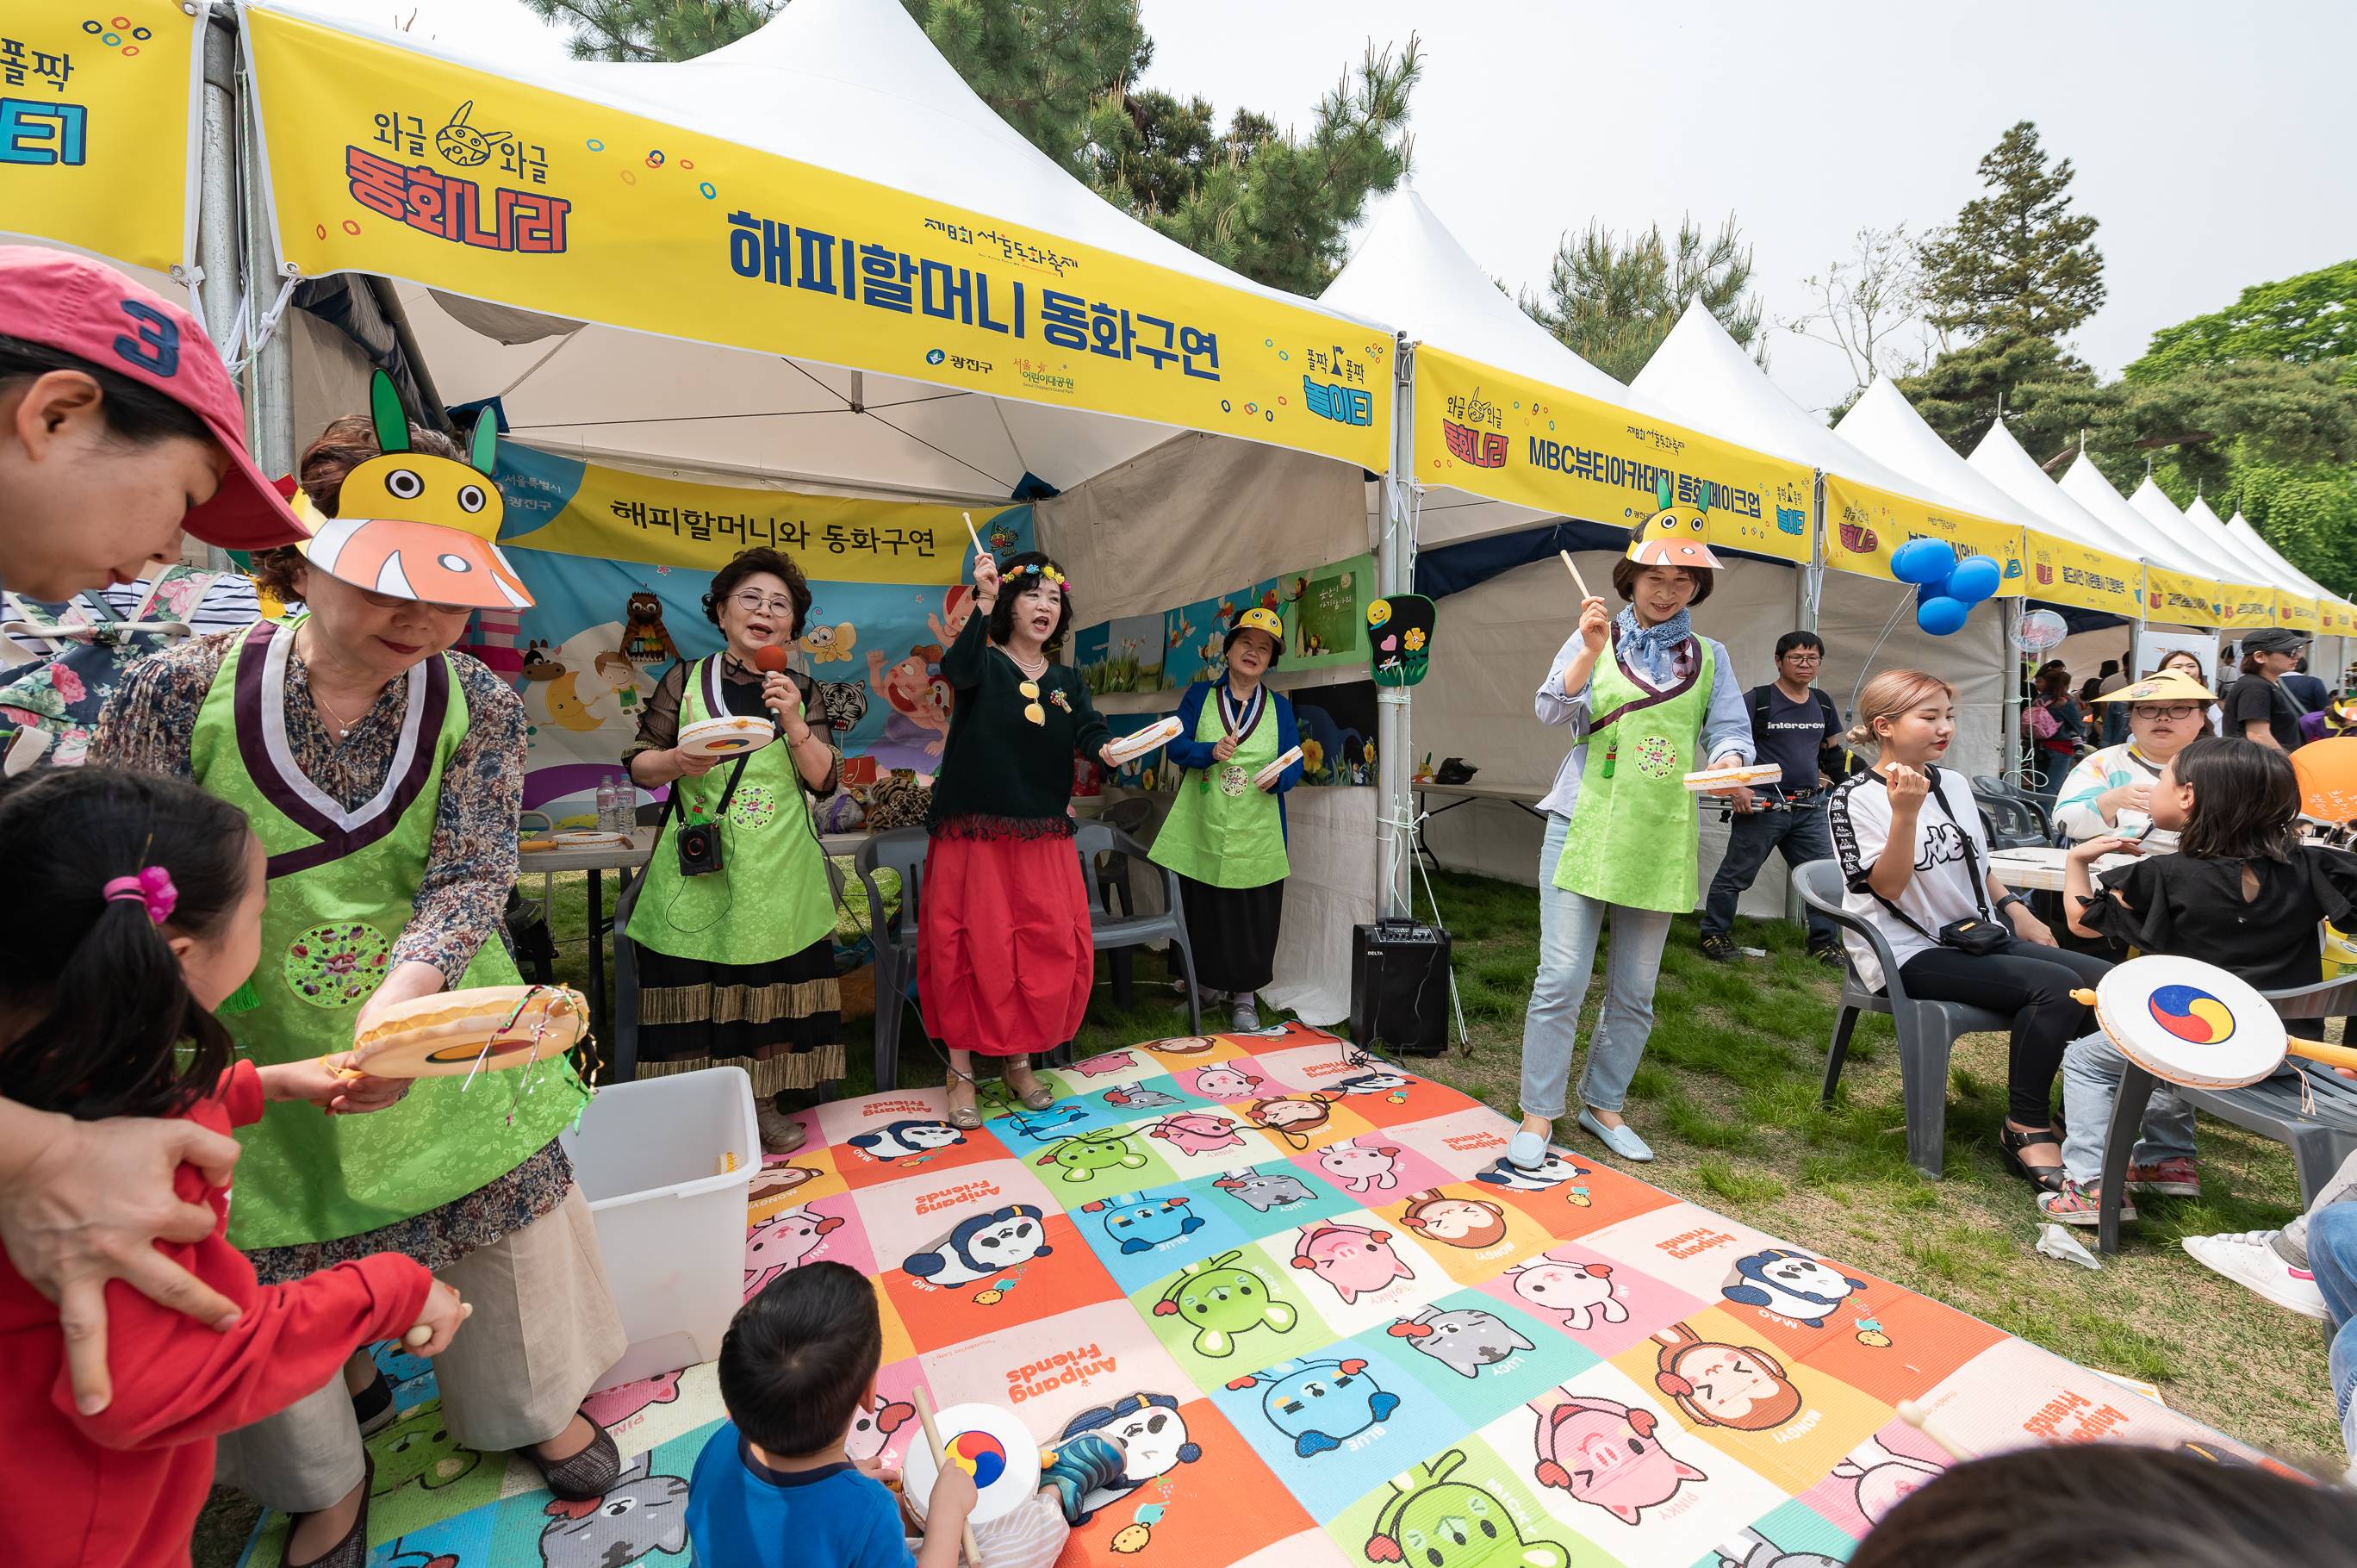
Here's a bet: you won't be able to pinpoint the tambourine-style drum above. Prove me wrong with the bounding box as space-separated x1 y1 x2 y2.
1682 762 1784 792
2081 956 2286 1088
1254 744 1305 791
901 1402 1042 1524
678 713 776 759
339 984 589 1078
1104 716 1184 767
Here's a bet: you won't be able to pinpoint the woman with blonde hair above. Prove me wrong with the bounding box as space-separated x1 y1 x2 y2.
1825 670 2110 1191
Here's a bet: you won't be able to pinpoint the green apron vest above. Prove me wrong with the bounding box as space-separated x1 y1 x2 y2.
1555 638 1715 913
1149 682 1290 889
625 656 836 966
191 621 586 1250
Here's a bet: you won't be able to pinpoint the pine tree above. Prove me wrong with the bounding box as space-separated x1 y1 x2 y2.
1520 214 1763 384
519 0 779 60
1917 121 2105 341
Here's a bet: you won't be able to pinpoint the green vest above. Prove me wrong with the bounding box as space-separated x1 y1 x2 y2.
625 656 836 966
191 621 586 1250
1554 638 1715 913
1149 681 1290 889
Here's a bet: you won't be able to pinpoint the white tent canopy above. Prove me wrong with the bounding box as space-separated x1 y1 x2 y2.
1965 420 2141 564
2226 509 2335 602
2057 455 2222 581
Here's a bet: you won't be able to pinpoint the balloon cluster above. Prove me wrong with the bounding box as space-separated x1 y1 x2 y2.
1891 538 2000 636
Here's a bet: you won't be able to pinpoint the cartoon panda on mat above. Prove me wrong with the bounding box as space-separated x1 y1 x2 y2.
1476 1151 1591 1191
1720 1248 1868 1328
1057 1393 1203 1524
1225 1357 1401 1458
902 1205 1054 1286
848 1119 967 1162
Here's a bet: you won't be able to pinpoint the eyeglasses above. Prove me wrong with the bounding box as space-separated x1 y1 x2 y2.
358 588 472 616
2130 704 2203 720
1782 652 1822 664
730 590 798 617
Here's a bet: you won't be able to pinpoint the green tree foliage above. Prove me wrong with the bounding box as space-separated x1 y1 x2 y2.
519 0 778 60
909 0 1151 174
1896 330 2110 460
2125 260 2357 383
1917 121 2104 341
1520 214 1763 384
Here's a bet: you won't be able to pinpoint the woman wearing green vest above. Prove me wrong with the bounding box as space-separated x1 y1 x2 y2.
93 385 625 1567
623 547 844 1155
1150 606 1304 1032
1512 505 1753 1173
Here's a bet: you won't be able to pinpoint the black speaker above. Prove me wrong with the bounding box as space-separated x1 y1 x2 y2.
1350 918 1452 1056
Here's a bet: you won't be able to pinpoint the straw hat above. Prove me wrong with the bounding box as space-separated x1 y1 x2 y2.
2095 668 2215 704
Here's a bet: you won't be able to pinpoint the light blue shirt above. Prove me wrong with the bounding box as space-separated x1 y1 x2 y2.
1533 629 1754 818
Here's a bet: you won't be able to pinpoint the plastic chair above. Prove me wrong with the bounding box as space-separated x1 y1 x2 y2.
851 826 930 1092
1794 858 2015 1179
2094 973 2357 1253
1090 797 1157 1005
1073 819 1202 1037
1974 793 2053 851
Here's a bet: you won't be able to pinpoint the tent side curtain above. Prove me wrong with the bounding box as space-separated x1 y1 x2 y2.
1412 345 1815 566
242 3 1391 473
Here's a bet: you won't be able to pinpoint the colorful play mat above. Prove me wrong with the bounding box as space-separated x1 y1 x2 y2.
239 1023 2282 1568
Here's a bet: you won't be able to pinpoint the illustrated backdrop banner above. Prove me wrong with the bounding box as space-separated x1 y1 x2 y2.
1415 345 1813 565
1824 473 2028 590
2024 529 2140 619
235 1023 2286 1568
244 4 1390 471
0 0 192 271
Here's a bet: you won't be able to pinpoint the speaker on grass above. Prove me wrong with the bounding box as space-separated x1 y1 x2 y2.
1351 918 1452 1057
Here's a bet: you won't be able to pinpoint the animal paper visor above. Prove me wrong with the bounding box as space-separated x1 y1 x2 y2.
292 370 534 611
2093 668 2215 704
1626 475 1724 570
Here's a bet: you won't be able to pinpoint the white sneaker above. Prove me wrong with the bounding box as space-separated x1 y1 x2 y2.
756 1101 808 1156
2182 1229 2328 1320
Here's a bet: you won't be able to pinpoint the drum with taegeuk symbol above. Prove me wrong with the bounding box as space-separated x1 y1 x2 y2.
2084 956 2285 1088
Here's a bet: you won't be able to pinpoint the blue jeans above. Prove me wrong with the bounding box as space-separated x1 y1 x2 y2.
2057 1030 2197 1185
1519 811 1673 1118
1700 801 1838 946
2308 1204 2357 1465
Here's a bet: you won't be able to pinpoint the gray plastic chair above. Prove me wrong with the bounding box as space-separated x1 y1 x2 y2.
2095 973 2357 1253
1974 793 2052 851
1073 819 1201 1037
852 826 930 1092
1794 858 2014 1179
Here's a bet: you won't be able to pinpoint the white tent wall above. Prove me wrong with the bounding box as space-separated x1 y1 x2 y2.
1816 579 2007 782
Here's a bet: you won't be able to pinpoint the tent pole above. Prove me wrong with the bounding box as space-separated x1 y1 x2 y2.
234 28 294 487
1790 470 1824 928
1378 337 1416 919
194 14 240 571
2000 600 2021 785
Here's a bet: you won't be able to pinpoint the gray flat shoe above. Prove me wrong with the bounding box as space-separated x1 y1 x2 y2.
943 1068 985 1130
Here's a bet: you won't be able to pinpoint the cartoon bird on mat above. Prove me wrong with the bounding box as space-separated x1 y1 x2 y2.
622 592 677 665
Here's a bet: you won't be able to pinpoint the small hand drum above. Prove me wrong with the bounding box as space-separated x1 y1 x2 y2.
900 1402 1042 1524
678 713 775 760
1254 744 1304 791
341 985 589 1079
2084 956 2285 1089
1104 717 1183 767
1682 762 1783 792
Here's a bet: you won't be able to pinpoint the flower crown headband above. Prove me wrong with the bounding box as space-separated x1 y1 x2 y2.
1009 561 1071 598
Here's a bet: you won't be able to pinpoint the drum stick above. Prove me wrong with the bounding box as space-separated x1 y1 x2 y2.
1895 1398 1976 1463
1558 549 1592 603
2288 1038 2357 1074
404 1300 474 1348
911 1386 984 1568
961 511 986 559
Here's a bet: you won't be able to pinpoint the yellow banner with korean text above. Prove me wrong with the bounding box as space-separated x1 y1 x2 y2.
2024 532 2141 619
1822 473 2026 588
2275 592 2320 635
2219 583 2279 632
244 6 1388 471
0 1 190 271
2142 564 2223 627
2322 600 2356 636
1412 345 1813 563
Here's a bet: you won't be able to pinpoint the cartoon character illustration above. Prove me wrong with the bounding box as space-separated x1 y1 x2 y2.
1475 1151 1591 1192
1085 1192 1204 1254
1036 1128 1152 1183
1720 1248 1868 1328
991 1102 1093 1144
1225 1356 1400 1458
1334 1067 1415 1099
1650 1322 1804 1430
1714 1527 1844 1568
1398 1191 1511 1252
519 639 564 680
1190 1063 1265 1098
928 584 975 649
1364 1451 1572 1568
847 1119 966 1162
1141 1035 1217 1057
867 645 953 772
1103 1085 1186 1110
581 1370 683 1431
1503 1252 1625 1332
1147 1110 1247 1157
1316 1136 1405 1194
1385 1305 1533 1379
743 1204 846 1297
536 642 646 735
800 620 857 664
621 591 677 664
1152 1250 1297 1357
1830 1435 1944 1524
812 677 868 734
1531 1394 1708 1526
1070 1050 1140 1078
1243 1092 1340 1152
536 1452 690 1568
903 1205 1054 1287
845 1389 919 1462
1290 1221 1415 1305
1211 1167 1319 1214
370 1402 479 1495
747 1163 821 1206
1058 1393 1202 1523
433 100 513 166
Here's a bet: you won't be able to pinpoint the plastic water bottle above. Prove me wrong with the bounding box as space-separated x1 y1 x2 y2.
597 775 617 833
616 774 637 833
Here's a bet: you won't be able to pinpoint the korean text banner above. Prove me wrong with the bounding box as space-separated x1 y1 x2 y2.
1824 473 2026 589
2142 564 2222 628
1414 345 1811 564
2323 601 2355 635
2024 531 2141 619
2275 593 2320 634
2219 583 2279 632
245 7 1389 471
0 2 190 271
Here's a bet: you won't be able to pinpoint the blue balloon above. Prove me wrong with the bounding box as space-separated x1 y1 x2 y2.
1916 596 1970 636
1946 554 2002 604
1890 538 1957 585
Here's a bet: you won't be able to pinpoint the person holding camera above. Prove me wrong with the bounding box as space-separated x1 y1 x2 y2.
1698 631 1844 968
624 547 845 1157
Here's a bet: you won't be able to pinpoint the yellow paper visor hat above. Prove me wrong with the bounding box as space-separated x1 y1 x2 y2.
2096 669 2215 704
1626 476 1723 569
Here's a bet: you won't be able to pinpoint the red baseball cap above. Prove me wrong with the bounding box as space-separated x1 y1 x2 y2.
0 246 308 551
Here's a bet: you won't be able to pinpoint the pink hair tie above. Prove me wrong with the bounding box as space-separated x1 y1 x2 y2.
103 867 178 926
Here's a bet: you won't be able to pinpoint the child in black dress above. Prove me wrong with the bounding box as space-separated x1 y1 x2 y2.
2050 735 2357 1223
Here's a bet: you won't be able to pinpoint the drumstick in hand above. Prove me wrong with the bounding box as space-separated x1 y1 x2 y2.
961 511 986 558
404 1301 474 1347
1559 549 1592 603
911 1386 984 1568
1896 1398 1976 1463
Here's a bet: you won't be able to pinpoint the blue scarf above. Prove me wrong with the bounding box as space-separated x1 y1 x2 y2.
1614 606 1692 687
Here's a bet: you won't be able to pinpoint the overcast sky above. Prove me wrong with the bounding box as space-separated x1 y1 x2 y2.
296 0 2356 417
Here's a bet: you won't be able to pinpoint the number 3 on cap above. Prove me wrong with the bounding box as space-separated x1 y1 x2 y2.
112 299 180 378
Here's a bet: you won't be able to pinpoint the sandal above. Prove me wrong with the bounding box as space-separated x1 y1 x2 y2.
1998 1123 2068 1193
943 1068 984 1130
1001 1056 1057 1111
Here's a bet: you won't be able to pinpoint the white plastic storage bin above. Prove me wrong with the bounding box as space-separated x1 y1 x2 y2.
561 1067 758 1392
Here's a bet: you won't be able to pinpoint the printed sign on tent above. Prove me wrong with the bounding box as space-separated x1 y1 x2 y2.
1073 553 1377 699
2142 563 2223 627
1822 473 2027 590
2022 530 2140 619
2218 582 2279 632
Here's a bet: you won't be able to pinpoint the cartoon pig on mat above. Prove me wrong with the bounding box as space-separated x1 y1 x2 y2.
743 1205 845 1297
1531 1394 1708 1526
1147 1110 1247 1156
1316 1136 1405 1194
1504 1252 1626 1332
1290 1221 1415 1305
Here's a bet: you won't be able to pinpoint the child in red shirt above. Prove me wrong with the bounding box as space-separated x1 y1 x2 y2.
0 768 469 1567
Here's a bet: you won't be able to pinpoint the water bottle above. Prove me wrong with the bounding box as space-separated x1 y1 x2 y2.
617 774 637 834
596 775 616 833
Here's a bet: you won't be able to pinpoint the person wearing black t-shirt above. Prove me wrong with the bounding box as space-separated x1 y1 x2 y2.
1699 632 1845 968
2224 628 2310 752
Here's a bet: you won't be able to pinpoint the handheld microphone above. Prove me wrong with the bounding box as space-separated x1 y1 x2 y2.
752 644 792 735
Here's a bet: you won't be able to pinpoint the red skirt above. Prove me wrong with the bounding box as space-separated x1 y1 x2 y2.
917 831 1092 1057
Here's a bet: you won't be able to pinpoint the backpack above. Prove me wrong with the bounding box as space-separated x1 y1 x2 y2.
2024 700 2060 742
1749 684 1856 779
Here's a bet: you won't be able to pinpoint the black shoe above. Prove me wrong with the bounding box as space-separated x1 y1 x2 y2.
1807 942 1845 972
1699 934 1738 963
282 1456 371 1568
1999 1123 2068 1194
531 1416 621 1502
351 1366 396 1438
